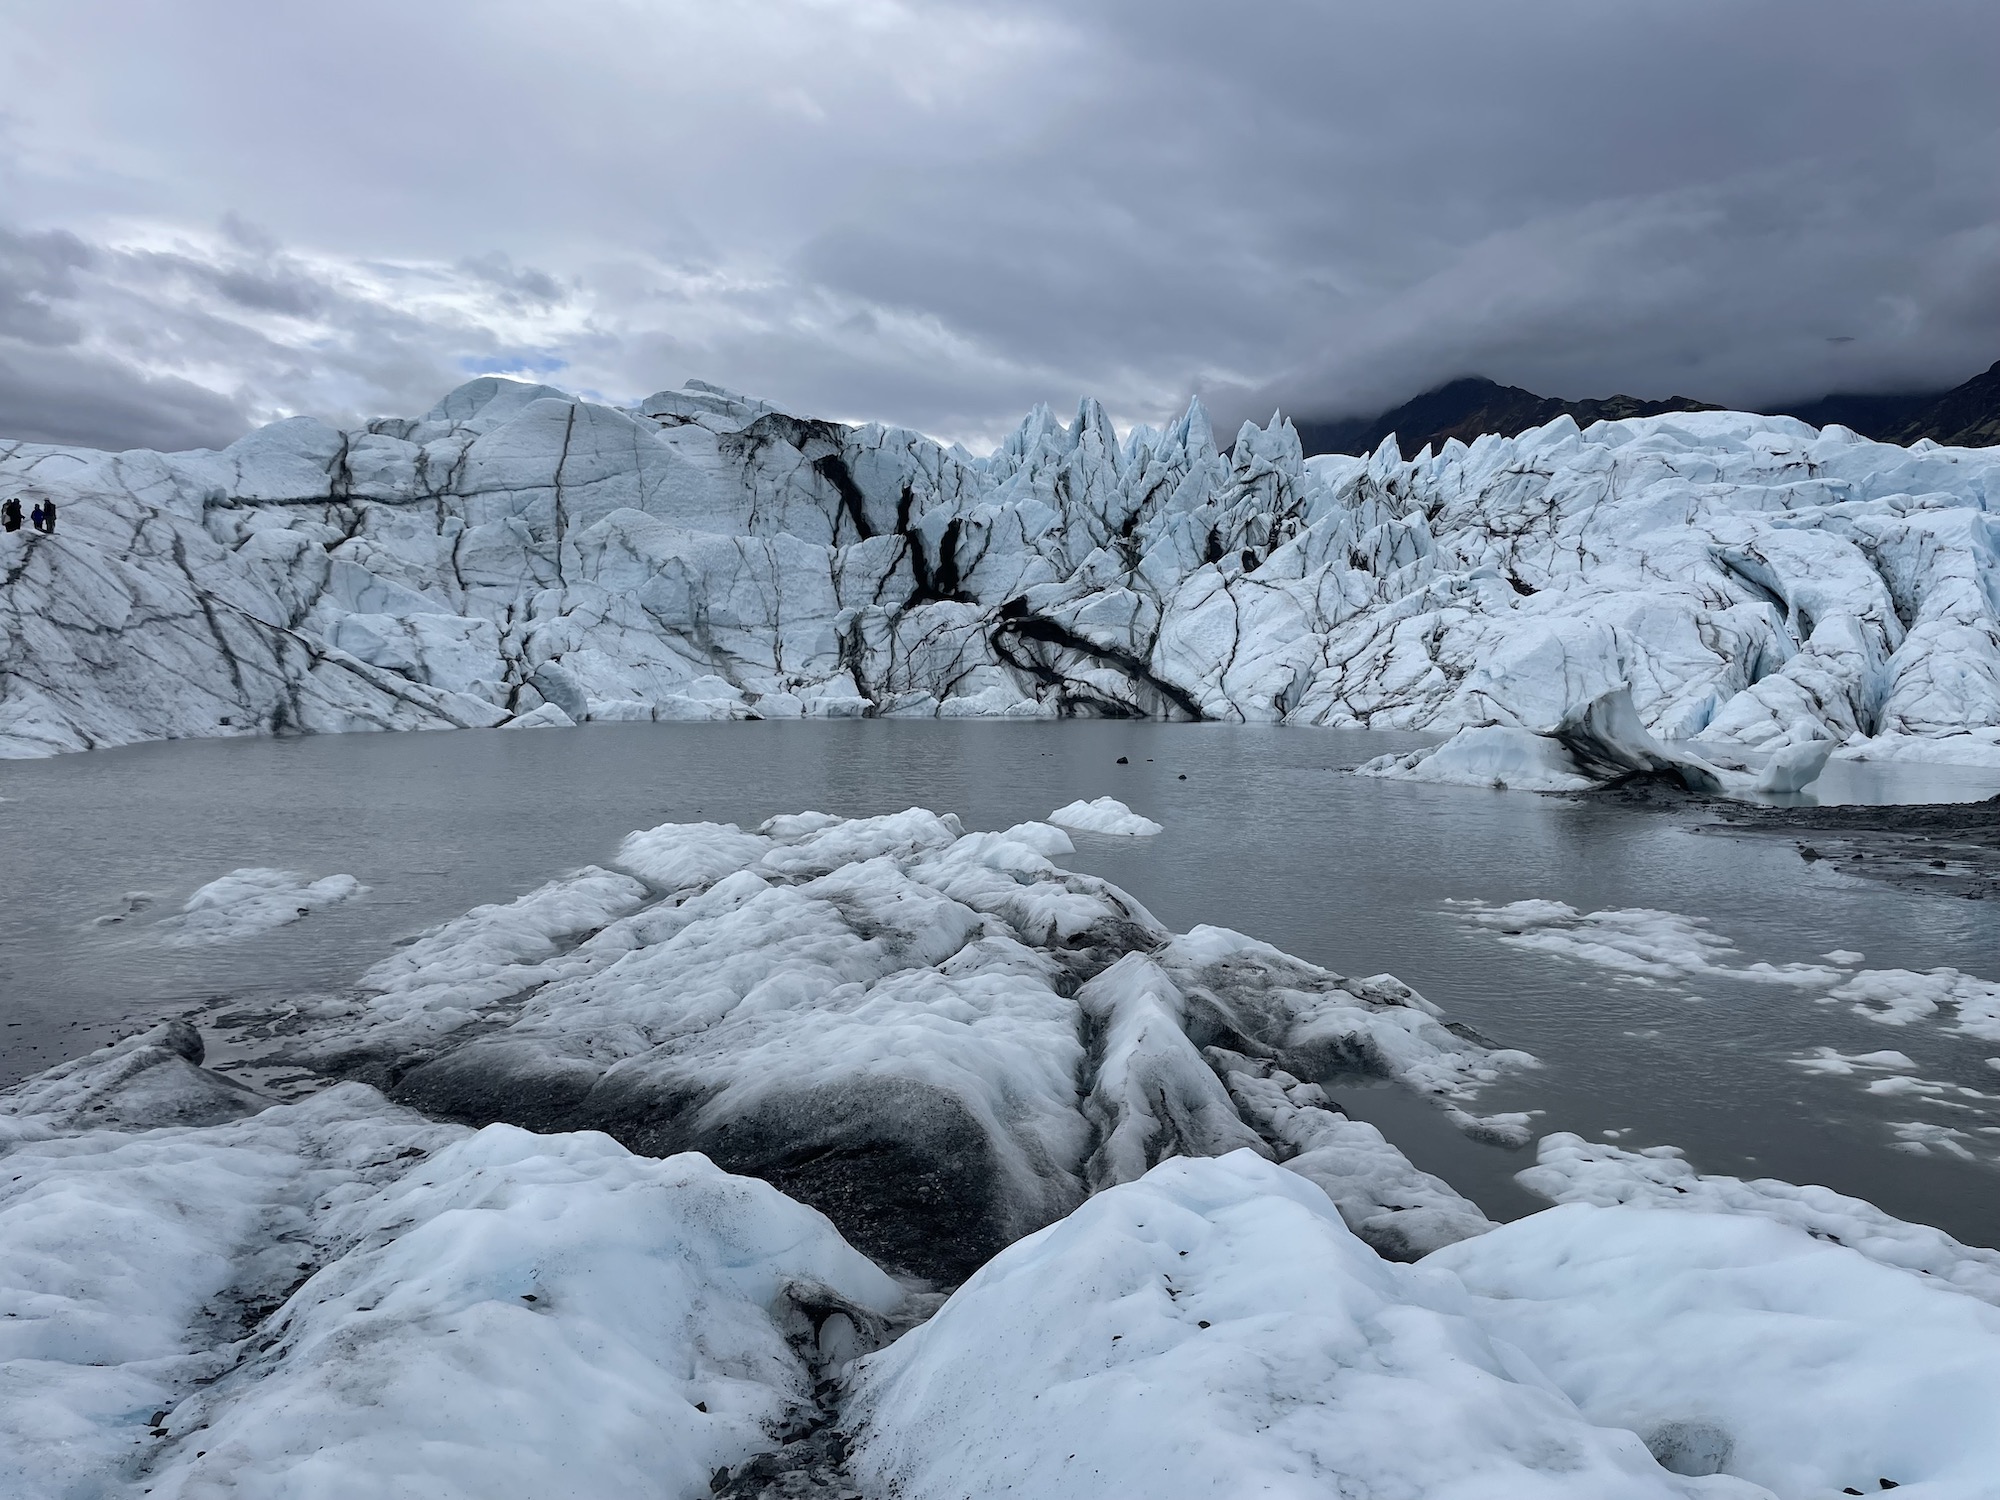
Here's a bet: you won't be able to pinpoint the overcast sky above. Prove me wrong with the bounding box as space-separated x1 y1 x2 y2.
3 0 1996 452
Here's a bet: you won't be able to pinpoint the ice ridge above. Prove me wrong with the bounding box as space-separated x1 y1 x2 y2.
3 380 1997 772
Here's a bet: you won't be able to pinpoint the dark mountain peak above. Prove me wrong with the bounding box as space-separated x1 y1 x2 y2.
1295 358 2000 459
1294 377 1717 460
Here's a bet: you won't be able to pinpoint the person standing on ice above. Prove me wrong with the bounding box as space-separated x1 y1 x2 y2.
1 497 20 532
30 500 55 534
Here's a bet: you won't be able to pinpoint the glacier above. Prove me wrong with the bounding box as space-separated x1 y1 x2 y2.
7 809 2000 1496
4 376 1998 773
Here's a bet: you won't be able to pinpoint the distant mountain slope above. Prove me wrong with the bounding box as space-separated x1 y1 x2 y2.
1793 359 2000 450
1299 360 2000 457
1292 378 1719 459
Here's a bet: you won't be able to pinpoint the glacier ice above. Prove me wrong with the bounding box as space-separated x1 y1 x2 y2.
847 1152 1708 1499
275 808 1522 1279
4 380 1998 776
1046 795 1163 834
1518 1130 2000 1306
0 1064 895 1500
8 808 2000 1495
1433 1201 2000 1494
851 1149 2000 1497
1831 966 2000 1041
157 868 363 947
1450 897 1848 986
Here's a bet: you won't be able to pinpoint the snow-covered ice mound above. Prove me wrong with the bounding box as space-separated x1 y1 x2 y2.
1520 1131 2000 1305
156 868 363 946
1433 1201 2000 1494
852 1146 2000 1497
281 808 1520 1279
0 1045 897 1500
0 1021 268 1137
140 1128 898 1500
5 377 1999 769
1046 795 1163 834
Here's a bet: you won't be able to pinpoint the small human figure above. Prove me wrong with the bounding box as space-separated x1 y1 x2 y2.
1 497 20 533
30 504 45 533
39 499 55 534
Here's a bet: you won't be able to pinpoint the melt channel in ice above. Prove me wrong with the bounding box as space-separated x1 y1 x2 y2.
5 377 1998 776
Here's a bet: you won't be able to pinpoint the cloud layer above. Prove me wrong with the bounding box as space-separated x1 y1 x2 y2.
2 0 1996 452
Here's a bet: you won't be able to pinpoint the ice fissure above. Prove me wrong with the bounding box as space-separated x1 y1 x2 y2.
4 377 1997 761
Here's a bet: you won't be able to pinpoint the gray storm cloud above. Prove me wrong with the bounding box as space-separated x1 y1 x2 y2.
0 0 1994 452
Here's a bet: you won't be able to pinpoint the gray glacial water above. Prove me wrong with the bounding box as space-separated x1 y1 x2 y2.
4 721 1999 1246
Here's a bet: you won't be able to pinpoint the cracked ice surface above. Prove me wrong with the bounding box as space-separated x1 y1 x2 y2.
5 380 1998 764
289 808 1523 1280
0 1030 896 1500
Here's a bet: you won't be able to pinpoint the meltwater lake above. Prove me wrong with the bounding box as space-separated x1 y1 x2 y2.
4 721 1999 1245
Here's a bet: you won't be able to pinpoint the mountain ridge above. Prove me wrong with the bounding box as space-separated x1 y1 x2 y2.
1295 360 2000 458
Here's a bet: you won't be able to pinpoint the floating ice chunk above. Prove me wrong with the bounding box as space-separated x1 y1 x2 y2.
1456 898 1737 977
1356 724 1598 791
89 891 154 926
1434 1202 2000 1495
1519 1131 2000 1304
1889 1120 1979 1159
158 868 363 946
1786 1046 1917 1075
1454 898 1845 985
1750 737 1838 793
1864 1074 1990 1103
1832 967 2000 1041
1046 796 1163 835
500 702 575 729
848 1152 1694 1499
1822 949 1865 965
